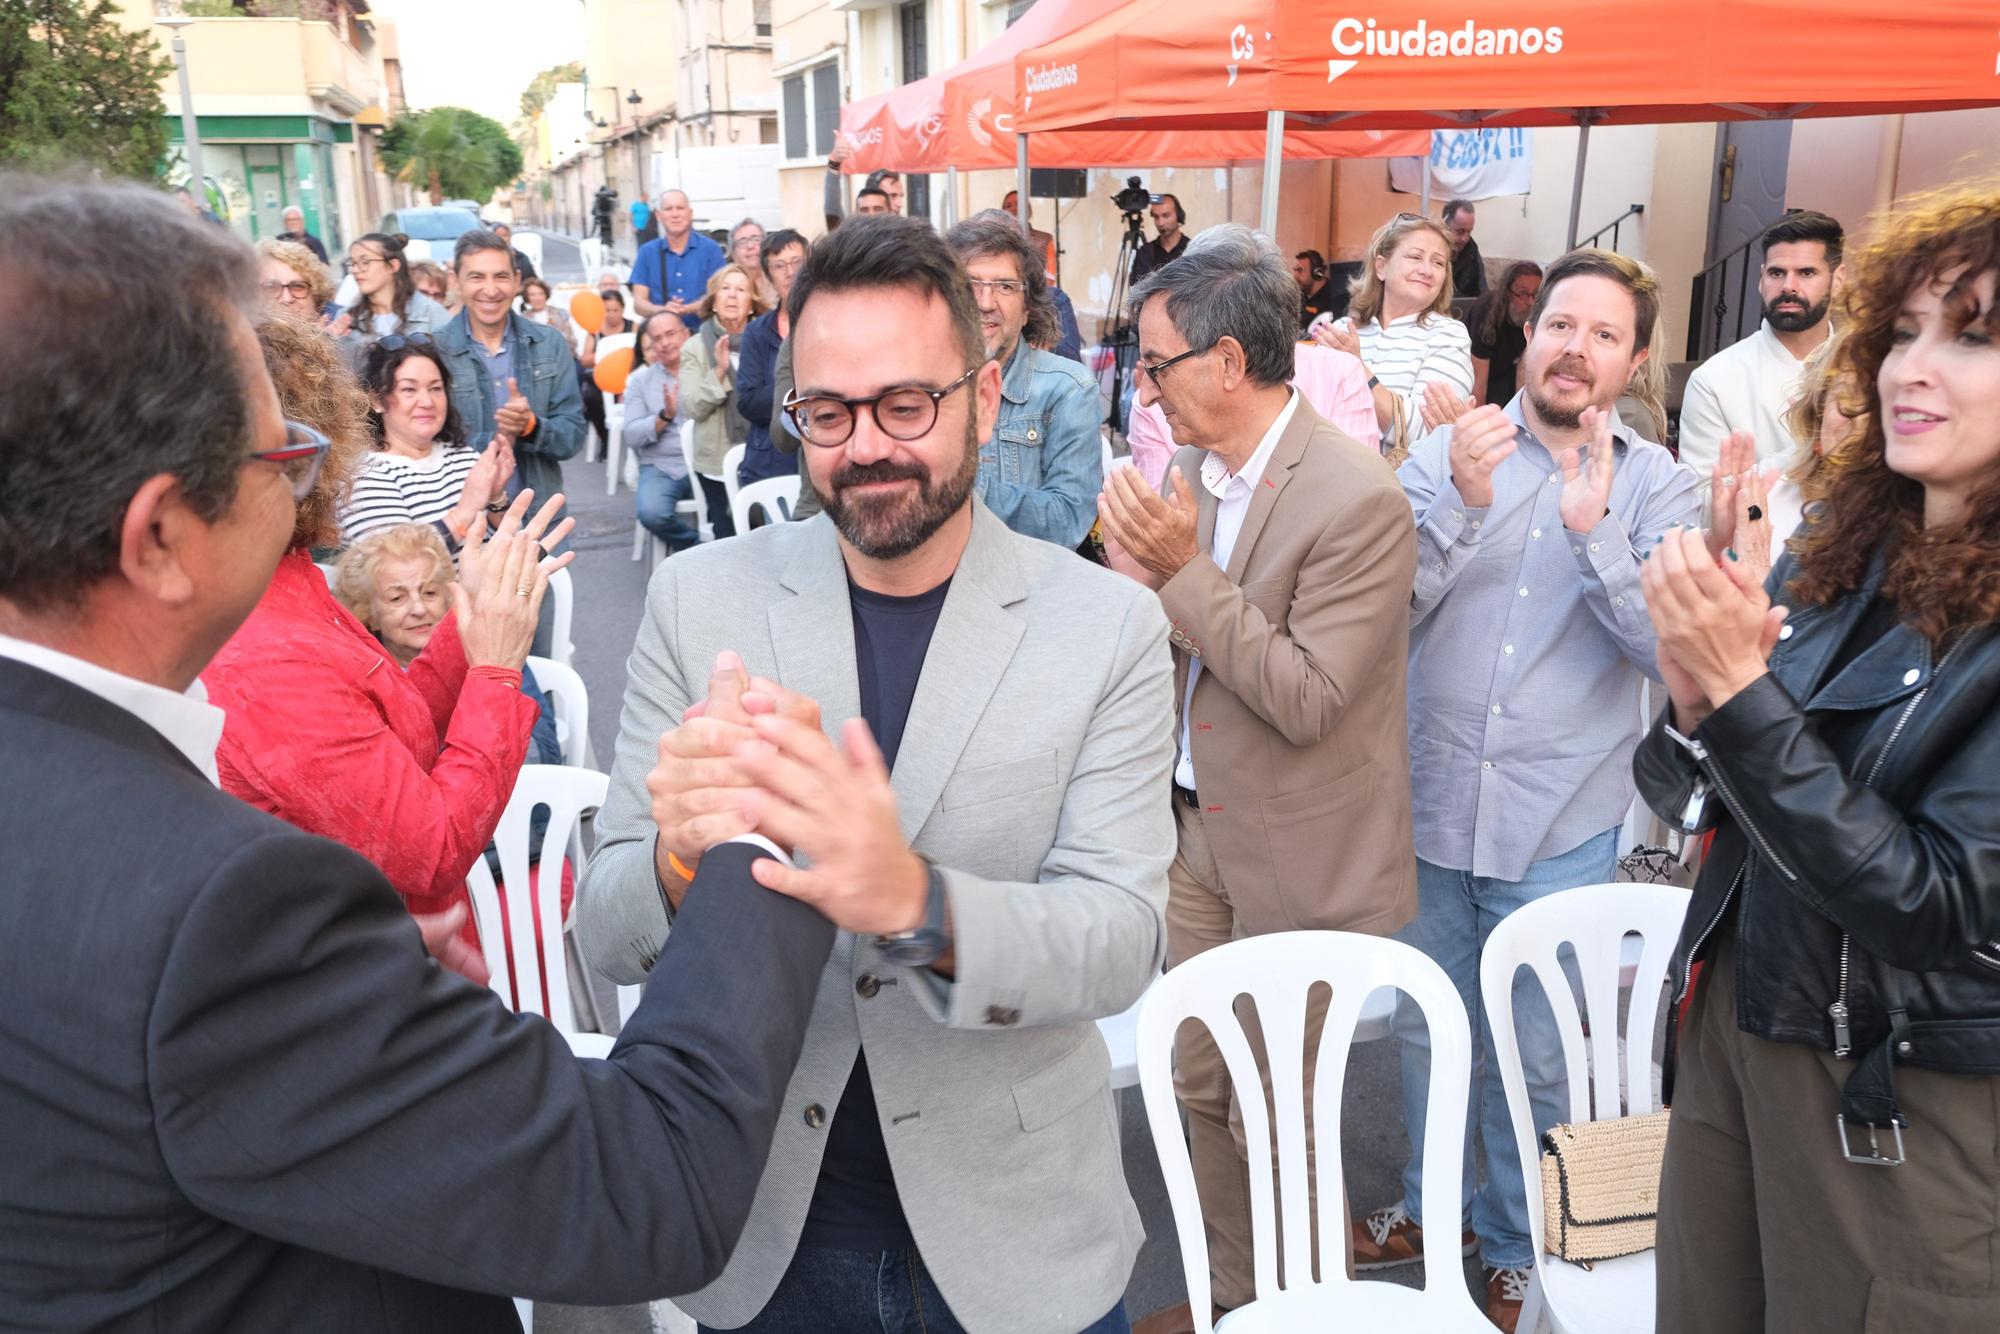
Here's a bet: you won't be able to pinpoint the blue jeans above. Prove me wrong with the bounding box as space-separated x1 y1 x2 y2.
1392 827 1621 1268
700 1245 1130 1334
636 463 699 550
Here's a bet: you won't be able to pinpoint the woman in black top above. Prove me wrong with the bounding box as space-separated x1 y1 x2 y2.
1635 182 2000 1332
1466 260 1541 407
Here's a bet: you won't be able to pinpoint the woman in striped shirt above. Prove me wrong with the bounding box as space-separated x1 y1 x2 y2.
1316 214 1474 453
340 336 514 550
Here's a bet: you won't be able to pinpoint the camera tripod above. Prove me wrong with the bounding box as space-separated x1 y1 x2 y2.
1100 208 1149 437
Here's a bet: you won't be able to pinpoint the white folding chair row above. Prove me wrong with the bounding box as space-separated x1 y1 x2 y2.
1483 883 1690 1334
1136 888 1684 1334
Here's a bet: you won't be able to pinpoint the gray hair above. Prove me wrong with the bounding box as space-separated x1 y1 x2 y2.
946 210 1058 353
1128 223 1296 387
0 174 259 613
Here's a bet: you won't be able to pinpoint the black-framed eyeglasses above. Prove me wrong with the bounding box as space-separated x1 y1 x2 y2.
1137 344 1211 386
375 332 435 352
250 420 332 501
783 366 980 448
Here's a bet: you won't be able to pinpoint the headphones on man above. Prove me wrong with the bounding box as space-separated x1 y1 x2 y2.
1154 193 1186 226
1298 249 1329 282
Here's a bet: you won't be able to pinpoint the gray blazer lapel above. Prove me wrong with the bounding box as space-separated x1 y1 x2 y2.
890 504 1028 839
767 516 864 732
1223 398 1314 584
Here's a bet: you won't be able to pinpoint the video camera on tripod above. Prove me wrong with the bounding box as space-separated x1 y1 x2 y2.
1109 175 1152 228
1099 176 1155 434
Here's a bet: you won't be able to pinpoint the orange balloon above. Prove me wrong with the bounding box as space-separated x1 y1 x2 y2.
593 346 635 395
568 289 604 334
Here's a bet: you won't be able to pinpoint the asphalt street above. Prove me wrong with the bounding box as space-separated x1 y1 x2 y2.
529 439 1472 1332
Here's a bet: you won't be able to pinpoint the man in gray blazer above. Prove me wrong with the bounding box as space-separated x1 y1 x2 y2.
576 215 1176 1334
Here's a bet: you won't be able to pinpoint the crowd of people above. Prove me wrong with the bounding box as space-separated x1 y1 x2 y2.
3 158 1997 1334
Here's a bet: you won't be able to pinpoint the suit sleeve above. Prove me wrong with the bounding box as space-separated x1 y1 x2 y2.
1158 471 1418 748
151 832 832 1305
575 559 693 984
910 591 1175 1029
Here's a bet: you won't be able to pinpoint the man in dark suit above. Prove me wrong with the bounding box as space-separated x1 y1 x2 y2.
0 173 845 1332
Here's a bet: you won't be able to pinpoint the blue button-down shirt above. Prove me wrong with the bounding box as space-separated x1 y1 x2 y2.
1399 396 1699 880
977 341 1102 548
629 231 727 331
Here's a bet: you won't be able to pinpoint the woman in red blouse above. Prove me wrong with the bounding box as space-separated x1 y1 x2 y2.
204 315 575 946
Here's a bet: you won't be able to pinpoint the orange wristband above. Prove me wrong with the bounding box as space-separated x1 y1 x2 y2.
667 850 697 883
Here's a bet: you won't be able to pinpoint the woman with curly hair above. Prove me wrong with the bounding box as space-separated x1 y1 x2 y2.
256 237 339 328
206 314 574 954
1636 181 2000 1331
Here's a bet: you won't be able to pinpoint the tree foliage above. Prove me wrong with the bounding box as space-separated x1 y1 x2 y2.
519 61 583 120
379 106 524 206
0 0 174 178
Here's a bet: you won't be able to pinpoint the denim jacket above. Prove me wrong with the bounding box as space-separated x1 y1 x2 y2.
979 342 1102 548
433 308 586 508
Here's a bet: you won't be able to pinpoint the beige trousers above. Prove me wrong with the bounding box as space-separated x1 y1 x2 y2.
1165 798 1346 1310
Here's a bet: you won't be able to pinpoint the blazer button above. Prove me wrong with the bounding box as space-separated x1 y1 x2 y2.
803 1103 827 1129
856 974 881 999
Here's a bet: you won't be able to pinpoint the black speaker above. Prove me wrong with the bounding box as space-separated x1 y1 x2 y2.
1028 168 1087 199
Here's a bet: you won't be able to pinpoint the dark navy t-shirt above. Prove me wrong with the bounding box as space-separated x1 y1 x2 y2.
796 575 951 1252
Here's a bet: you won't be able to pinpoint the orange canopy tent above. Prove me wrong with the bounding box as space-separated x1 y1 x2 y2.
1014 0 2000 237
835 0 1427 182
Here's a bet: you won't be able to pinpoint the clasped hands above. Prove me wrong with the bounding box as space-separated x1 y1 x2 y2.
646 651 930 937
1097 463 1198 590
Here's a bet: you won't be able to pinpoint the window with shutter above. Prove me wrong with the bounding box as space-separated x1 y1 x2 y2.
810 64 840 158
782 74 807 159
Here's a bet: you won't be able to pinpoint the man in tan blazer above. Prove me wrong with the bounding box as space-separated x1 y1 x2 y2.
1098 224 1418 1327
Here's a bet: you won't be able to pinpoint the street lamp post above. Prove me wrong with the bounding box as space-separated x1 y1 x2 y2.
625 89 645 211
155 1 204 197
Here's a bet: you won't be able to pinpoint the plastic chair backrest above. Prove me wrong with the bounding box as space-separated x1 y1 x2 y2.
544 566 575 667
1099 433 1117 480
464 764 609 1031
675 419 710 537
1138 930 1483 1332
525 656 588 767
731 476 798 533
1479 882 1691 1260
316 562 338 588
721 442 747 496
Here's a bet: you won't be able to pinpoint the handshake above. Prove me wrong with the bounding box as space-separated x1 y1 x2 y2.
646 650 936 942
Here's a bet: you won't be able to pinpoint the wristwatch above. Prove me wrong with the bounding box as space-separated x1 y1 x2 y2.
876 859 950 969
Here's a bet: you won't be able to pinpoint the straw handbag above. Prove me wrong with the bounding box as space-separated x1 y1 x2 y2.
1538 1109 1671 1264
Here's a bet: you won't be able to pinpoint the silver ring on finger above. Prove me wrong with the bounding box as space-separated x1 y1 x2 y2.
1720 473 1735 487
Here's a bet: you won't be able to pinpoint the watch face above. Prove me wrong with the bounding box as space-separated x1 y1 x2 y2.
877 928 947 969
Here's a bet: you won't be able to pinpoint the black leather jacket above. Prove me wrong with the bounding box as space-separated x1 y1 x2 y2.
1635 550 2000 1109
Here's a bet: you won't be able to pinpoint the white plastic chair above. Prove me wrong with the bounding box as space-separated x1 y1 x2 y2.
524 655 591 770
1139 931 1488 1333
731 475 799 532
463 764 612 1052
721 441 747 514
316 561 338 588
1481 883 1692 1334
604 399 627 496
542 565 576 668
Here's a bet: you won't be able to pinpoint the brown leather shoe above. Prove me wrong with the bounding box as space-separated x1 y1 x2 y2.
1350 1201 1478 1271
1131 1301 1229 1334
1484 1264 1532 1333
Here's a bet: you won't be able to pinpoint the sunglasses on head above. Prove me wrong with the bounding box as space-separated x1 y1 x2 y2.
375 332 435 352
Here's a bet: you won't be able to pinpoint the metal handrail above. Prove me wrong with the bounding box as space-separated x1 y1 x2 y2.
1577 203 1644 254
1685 231 1763 362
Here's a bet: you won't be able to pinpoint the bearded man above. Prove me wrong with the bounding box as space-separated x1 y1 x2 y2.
1362 248 1700 1331
574 215 1173 1334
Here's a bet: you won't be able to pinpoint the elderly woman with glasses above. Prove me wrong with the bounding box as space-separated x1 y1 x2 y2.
204 314 576 955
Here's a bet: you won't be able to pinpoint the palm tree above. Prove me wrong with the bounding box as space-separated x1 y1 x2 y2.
379 107 521 206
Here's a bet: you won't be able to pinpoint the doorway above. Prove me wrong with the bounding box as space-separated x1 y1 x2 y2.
1690 119 1792 360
